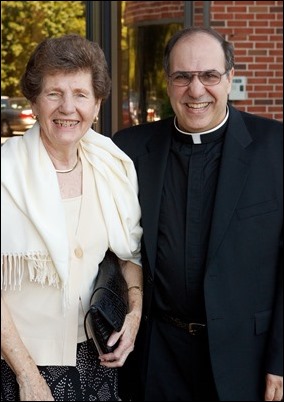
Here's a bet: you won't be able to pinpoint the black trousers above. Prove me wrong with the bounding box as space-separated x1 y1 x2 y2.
144 318 219 401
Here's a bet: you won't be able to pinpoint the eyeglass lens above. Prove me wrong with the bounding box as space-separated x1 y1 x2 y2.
170 70 224 86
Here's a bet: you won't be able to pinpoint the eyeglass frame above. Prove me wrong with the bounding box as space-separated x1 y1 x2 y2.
167 69 229 87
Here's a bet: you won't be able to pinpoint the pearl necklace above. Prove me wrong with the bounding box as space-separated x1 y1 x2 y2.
55 155 79 174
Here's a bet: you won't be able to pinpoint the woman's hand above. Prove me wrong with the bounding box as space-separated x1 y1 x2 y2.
18 370 54 401
98 308 141 368
1 298 54 401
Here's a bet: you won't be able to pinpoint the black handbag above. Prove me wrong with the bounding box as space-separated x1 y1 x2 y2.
84 249 128 355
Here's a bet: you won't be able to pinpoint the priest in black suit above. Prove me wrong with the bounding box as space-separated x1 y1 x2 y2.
113 27 283 401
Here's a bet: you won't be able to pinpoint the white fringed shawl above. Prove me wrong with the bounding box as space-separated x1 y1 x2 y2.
1 123 142 303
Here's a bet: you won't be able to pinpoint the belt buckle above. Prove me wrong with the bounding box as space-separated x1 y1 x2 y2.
188 322 206 335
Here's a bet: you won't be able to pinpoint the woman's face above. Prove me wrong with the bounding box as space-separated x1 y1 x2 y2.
32 70 101 148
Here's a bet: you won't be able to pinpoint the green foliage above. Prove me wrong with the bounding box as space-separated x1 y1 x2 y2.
1 1 86 96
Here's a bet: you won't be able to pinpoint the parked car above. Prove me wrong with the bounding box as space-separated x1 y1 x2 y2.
1 96 36 137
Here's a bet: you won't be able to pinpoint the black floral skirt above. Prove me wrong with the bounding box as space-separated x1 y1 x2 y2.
1 340 120 401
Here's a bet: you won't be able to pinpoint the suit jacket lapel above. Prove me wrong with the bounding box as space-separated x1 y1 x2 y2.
137 129 172 273
207 107 253 264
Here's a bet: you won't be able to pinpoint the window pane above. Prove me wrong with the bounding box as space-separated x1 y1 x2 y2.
120 22 182 128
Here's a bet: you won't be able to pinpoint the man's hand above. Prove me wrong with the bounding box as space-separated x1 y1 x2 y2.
265 373 283 401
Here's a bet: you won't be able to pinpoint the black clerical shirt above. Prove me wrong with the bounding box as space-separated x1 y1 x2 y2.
154 121 227 322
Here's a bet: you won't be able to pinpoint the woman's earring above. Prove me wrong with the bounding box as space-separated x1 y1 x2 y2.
93 116 99 130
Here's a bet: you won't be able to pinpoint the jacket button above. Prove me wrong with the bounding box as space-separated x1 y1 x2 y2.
74 247 83 258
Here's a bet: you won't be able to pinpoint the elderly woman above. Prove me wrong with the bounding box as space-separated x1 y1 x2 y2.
1 34 143 401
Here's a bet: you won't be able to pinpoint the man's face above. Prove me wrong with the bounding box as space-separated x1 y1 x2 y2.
167 33 234 133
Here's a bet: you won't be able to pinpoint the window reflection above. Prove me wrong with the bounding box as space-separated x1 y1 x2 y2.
121 19 182 128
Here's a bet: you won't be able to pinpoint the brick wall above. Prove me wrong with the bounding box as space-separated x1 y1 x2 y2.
124 1 183 24
201 1 283 121
124 1 283 121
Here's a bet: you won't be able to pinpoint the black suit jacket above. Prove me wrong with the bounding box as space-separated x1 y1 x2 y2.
113 105 283 401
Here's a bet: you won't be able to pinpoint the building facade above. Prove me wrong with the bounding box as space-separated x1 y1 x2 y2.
87 1 283 135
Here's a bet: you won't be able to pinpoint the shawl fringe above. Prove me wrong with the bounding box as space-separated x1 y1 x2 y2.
1 253 61 291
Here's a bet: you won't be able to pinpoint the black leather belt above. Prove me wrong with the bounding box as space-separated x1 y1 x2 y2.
157 312 206 336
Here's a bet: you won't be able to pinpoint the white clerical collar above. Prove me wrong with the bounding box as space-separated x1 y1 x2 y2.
174 106 229 144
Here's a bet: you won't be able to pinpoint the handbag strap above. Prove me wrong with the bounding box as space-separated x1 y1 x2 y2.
84 309 92 341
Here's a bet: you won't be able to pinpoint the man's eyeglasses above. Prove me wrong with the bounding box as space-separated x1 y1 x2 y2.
168 70 228 87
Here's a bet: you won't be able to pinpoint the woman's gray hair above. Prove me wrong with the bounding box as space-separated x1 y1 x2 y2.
20 34 111 103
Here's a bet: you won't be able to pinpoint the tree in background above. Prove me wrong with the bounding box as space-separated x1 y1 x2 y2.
1 1 86 96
